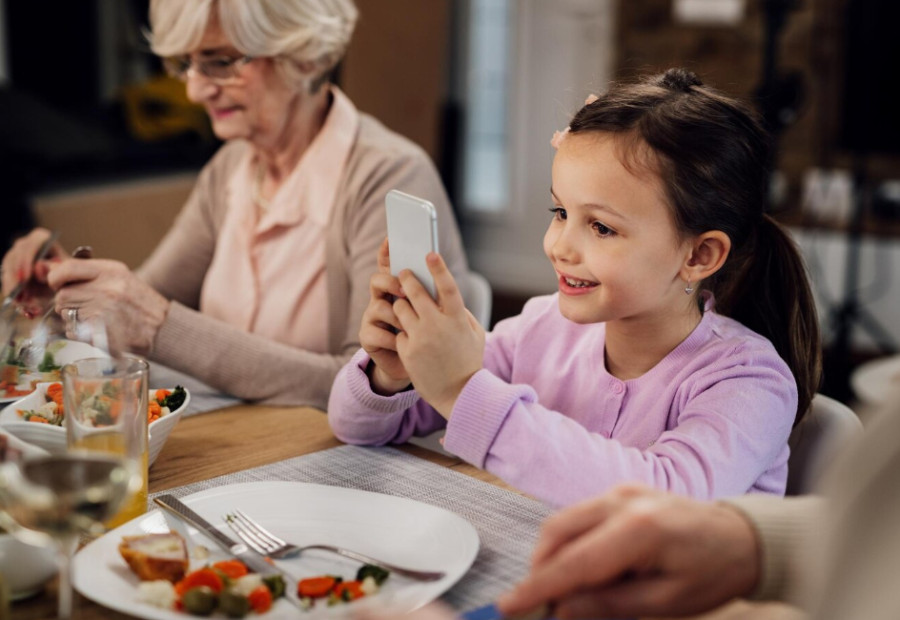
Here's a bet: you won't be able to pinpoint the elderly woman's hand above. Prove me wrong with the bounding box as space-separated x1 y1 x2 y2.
1 228 67 314
46 258 169 356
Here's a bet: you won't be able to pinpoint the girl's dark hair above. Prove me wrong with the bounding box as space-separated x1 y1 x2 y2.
568 68 821 425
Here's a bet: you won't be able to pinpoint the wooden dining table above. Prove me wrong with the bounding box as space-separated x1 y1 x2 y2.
10 403 512 620
9 403 805 620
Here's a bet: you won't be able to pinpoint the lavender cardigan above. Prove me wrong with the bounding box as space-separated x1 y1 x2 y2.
328 294 797 507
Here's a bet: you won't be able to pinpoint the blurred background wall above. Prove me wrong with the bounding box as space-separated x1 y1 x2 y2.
1 0 899 405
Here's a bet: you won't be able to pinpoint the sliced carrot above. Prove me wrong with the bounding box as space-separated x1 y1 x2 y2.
46 383 64 415
212 559 249 579
46 382 63 404
248 585 273 613
148 400 162 423
27 417 49 424
155 389 171 403
297 576 338 598
174 568 224 597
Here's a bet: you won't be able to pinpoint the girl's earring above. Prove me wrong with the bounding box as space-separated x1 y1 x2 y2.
684 280 694 295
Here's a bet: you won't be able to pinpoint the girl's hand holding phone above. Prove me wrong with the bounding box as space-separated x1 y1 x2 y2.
360 239 414 395
393 251 485 418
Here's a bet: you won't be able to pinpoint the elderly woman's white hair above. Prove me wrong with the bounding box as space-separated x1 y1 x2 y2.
148 0 358 92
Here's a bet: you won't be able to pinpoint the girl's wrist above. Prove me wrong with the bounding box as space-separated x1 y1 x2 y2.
430 371 478 420
366 360 411 396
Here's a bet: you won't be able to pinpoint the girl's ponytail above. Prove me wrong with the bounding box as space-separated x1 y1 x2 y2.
713 215 821 425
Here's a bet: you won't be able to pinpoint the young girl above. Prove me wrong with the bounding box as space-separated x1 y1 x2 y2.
328 68 821 507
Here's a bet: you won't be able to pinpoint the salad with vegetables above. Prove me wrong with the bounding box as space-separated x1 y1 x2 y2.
138 560 286 616
138 559 390 616
16 383 187 427
0 341 63 398
16 382 64 424
296 564 390 610
149 387 187 424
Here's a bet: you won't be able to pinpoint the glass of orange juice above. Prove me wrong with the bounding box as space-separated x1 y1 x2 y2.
63 356 149 529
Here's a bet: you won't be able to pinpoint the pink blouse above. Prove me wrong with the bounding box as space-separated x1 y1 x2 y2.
198 87 360 352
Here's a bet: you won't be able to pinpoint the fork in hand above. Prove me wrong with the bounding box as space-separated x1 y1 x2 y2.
223 509 446 582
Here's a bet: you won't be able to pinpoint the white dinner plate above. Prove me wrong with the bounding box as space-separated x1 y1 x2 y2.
73 481 480 619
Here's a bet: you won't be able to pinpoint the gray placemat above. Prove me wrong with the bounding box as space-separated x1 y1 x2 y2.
149 361 241 416
150 444 553 611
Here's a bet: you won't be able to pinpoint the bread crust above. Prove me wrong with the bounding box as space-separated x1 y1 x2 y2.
119 531 189 583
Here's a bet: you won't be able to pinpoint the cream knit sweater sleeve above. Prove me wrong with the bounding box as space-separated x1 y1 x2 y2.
725 494 825 604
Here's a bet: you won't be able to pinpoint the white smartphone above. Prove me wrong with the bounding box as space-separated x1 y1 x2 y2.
385 189 439 299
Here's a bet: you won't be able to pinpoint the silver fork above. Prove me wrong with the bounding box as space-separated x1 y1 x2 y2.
223 509 446 582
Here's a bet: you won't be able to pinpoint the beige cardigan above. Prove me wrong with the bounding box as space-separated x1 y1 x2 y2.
728 391 900 619
137 114 467 409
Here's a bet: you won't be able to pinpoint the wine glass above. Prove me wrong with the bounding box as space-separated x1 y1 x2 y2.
0 355 147 618
1 298 67 400
0 449 140 619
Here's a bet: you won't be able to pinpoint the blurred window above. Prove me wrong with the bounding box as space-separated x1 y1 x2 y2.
459 0 513 213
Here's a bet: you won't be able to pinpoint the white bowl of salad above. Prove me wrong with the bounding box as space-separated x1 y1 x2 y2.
0 383 189 467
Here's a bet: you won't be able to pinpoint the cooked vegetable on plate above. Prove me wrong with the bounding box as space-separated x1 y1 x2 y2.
119 530 391 616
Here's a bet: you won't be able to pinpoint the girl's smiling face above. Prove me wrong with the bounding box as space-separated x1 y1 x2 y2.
544 131 694 326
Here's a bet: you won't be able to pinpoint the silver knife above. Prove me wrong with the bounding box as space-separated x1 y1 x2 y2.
153 494 303 611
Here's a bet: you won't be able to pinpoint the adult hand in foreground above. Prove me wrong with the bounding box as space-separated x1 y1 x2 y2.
497 484 761 619
353 602 458 620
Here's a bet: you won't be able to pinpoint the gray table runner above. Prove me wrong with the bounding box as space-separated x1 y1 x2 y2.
149 361 240 416
149 444 553 611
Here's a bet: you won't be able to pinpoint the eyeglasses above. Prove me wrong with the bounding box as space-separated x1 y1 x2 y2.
162 54 254 82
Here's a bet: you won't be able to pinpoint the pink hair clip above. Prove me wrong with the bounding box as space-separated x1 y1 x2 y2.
550 127 570 149
550 94 600 150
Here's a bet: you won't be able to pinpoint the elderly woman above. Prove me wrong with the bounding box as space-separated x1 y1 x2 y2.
0 0 467 408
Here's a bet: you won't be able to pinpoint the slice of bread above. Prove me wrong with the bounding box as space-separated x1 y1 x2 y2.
119 531 189 583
